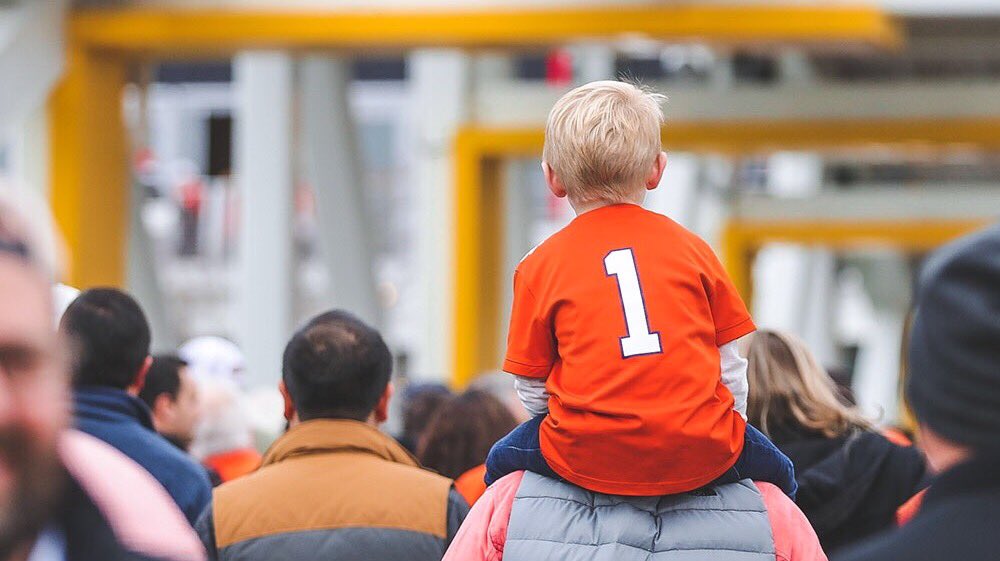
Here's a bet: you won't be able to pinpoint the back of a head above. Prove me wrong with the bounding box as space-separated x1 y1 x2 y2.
282 310 392 422
401 383 453 443
746 330 869 438
417 390 518 479
138 354 187 408
907 223 1000 452
61 288 151 390
543 80 664 205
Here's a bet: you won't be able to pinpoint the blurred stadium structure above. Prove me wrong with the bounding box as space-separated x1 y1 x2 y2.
2 0 999 428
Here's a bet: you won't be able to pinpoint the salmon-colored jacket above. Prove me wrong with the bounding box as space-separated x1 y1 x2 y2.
444 471 827 561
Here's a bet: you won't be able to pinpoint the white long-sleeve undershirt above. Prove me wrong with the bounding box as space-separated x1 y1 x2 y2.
512 337 750 420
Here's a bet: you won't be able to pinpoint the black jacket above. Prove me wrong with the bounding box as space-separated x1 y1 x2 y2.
772 426 928 553
56 471 165 561
835 453 1000 561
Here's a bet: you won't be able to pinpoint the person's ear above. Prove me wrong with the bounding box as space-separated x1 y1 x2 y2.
542 162 568 199
128 356 153 396
279 380 296 423
373 382 393 425
645 151 667 191
153 392 174 423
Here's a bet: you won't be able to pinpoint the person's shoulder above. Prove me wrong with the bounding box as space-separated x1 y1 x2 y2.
754 481 797 516
516 227 565 272
832 519 938 561
139 434 212 491
380 455 457 489
835 492 994 561
59 430 207 561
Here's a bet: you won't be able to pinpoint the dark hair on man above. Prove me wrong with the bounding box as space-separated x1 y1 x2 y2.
60 288 151 390
138 354 188 409
282 310 393 422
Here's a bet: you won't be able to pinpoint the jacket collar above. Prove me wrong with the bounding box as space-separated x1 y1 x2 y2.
73 386 155 431
262 419 419 468
922 452 1000 511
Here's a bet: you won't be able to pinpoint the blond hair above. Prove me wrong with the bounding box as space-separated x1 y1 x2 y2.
542 81 665 205
746 330 871 439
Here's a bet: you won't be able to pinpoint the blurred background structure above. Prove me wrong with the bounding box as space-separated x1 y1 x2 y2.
2 0 999 432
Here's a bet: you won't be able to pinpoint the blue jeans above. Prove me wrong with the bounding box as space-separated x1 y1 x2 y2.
485 415 797 498
484 414 560 486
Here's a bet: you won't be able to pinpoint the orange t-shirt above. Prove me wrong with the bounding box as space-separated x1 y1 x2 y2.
503 204 755 496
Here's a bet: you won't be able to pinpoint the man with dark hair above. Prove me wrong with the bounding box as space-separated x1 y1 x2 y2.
62 288 211 525
0 193 203 561
836 224 1000 561
139 354 202 452
197 310 468 561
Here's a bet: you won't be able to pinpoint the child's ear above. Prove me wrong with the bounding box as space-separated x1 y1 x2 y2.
542 162 568 199
646 151 668 191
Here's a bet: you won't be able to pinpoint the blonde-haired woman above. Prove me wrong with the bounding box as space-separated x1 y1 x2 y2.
746 330 928 554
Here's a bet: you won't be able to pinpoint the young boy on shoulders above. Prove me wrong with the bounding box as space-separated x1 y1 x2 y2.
485 81 796 498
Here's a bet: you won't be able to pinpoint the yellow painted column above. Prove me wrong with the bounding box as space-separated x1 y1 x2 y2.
476 158 505 378
48 46 129 288
720 222 755 308
453 132 508 388
452 131 482 387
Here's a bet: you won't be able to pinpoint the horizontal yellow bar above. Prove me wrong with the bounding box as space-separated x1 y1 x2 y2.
71 4 900 54
724 219 990 252
461 117 1000 156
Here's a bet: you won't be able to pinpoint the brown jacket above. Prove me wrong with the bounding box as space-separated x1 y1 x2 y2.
196 419 468 561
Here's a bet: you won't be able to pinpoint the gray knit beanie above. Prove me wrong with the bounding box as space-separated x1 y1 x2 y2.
907 223 1000 451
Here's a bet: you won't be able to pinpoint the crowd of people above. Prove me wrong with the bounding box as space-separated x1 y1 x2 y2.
0 80 997 561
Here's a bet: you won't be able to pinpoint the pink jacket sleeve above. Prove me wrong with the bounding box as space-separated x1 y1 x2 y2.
60 430 207 561
443 471 524 561
755 482 827 561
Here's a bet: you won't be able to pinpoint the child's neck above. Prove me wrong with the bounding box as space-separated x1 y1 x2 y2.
571 192 645 216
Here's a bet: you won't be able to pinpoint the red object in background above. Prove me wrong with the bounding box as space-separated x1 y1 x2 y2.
179 177 204 214
545 49 573 86
896 488 927 526
455 464 489 506
134 147 155 175
882 427 914 447
204 448 262 484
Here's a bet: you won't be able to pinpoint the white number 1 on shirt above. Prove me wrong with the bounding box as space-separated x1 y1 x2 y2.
604 248 662 357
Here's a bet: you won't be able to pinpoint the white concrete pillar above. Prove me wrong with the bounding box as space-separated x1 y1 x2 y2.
234 52 296 387
752 152 837 365
7 105 49 197
472 53 513 84
569 43 616 84
298 56 380 327
408 49 469 380
850 255 911 424
645 152 700 229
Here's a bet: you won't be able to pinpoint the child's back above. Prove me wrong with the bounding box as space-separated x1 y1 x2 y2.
506 203 753 495
486 81 794 499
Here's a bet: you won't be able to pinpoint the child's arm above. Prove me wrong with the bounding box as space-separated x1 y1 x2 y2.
503 267 557 414
512 375 550 417
720 336 750 420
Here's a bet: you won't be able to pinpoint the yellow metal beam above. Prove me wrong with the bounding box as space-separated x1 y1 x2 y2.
453 131 508 388
48 46 129 288
721 218 991 303
453 122 1000 384
70 4 901 55
460 118 1000 157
